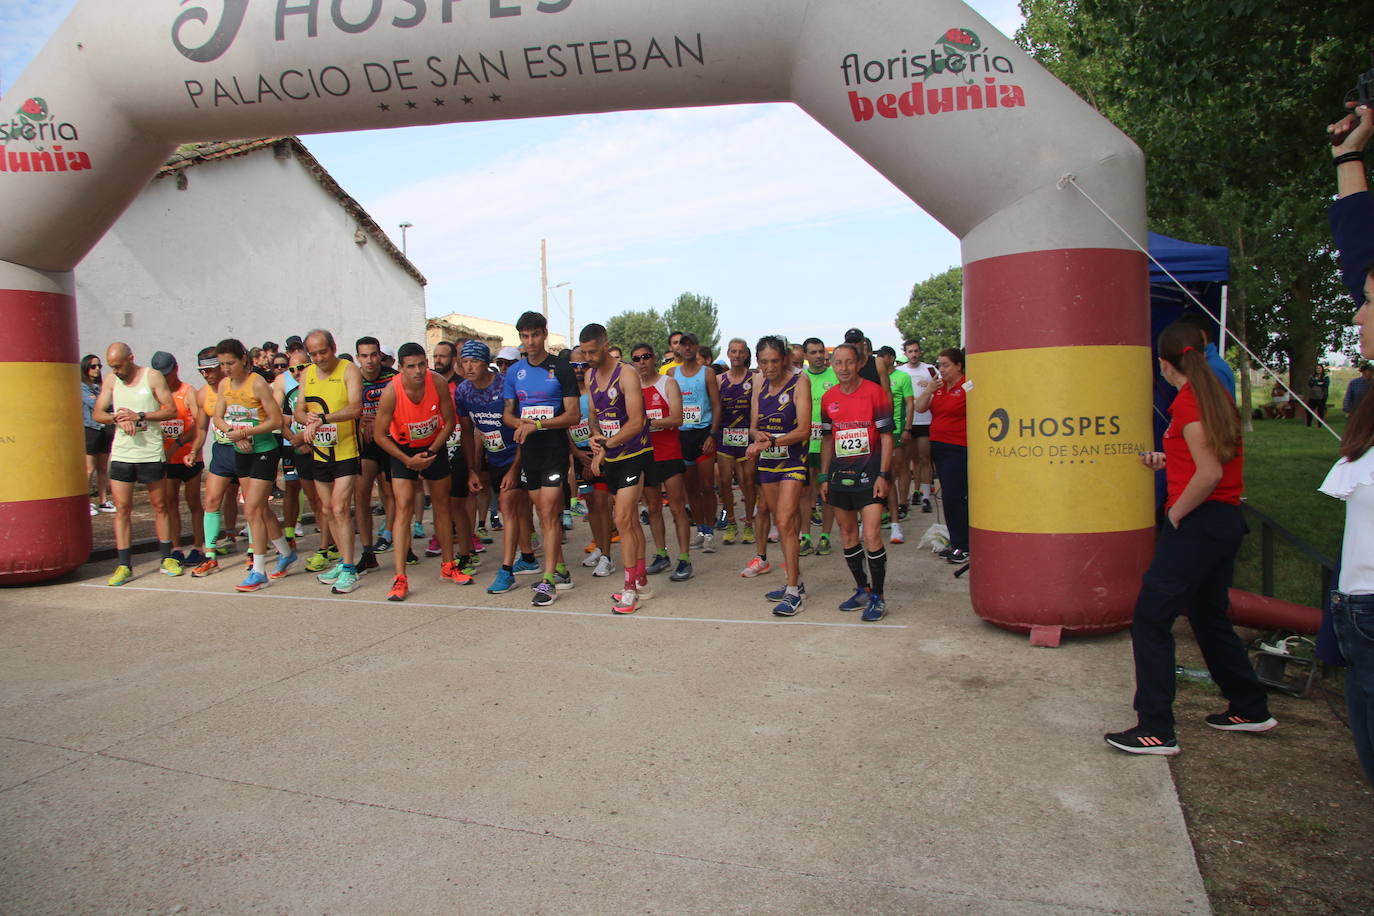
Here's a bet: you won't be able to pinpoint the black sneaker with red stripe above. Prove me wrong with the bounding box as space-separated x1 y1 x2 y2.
1104 726 1180 756
1204 710 1278 732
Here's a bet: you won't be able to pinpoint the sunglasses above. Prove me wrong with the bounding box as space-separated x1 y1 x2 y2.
272 362 289 370
290 364 309 373
631 354 655 362
87 364 102 369
197 366 217 374
570 361 588 369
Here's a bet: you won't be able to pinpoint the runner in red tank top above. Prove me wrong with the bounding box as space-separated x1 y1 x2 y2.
633 342 695 581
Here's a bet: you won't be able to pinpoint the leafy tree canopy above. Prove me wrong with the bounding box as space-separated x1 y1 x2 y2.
897 267 963 354
663 292 721 356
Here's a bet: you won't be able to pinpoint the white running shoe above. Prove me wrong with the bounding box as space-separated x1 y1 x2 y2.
701 531 716 554
582 547 603 568
593 555 614 577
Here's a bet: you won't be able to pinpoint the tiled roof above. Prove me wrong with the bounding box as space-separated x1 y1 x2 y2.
158 138 426 287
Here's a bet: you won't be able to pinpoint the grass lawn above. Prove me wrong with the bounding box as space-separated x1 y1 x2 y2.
1233 387 1350 608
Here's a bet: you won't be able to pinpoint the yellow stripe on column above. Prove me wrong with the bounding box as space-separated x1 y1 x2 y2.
0 362 87 502
967 346 1155 534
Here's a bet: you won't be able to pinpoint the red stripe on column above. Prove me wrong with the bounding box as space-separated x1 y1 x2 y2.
968 528 1154 636
0 494 91 584
0 289 78 364
965 249 1149 353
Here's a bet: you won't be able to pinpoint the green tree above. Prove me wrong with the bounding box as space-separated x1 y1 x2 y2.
606 309 669 360
1017 0 1360 422
896 267 963 353
663 292 721 355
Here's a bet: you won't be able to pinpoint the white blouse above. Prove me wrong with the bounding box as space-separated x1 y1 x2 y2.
1320 449 1374 595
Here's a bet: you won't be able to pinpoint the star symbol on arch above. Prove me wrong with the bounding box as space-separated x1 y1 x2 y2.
405 100 418 109
377 102 390 112
489 93 502 103
461 96 474 105
433 98 445 107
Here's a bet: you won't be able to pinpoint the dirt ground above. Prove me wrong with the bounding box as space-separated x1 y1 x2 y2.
1171 625 1373 915
85 490 1374 912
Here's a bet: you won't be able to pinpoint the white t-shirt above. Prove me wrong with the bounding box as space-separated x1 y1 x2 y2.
1320 449 1374 594
901 362 939 425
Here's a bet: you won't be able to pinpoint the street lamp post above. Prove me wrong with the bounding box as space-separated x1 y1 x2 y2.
548 281 571 350
399 221 413 256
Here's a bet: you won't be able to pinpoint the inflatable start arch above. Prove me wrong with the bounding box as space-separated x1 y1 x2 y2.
0 0 1153 640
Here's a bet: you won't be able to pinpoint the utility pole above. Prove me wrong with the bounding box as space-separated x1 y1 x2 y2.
568 287 575 347
540 239 549 318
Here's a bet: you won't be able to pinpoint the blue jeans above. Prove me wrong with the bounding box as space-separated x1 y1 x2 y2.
1331 590 1374 787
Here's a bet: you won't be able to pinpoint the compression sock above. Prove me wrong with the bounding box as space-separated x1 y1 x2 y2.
520 552 536 565
159 541 173 560
866 548 888 596
271 537 290 556
204 511 222 557
118 547 132 569
844 545 868 590
283 526 296 540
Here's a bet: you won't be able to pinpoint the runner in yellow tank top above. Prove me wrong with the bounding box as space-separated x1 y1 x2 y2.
293 329 365 593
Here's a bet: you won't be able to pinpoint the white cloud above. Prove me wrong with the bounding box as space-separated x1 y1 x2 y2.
373 104 915 289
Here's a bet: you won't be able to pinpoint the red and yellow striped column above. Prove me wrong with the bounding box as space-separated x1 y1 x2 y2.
964 248 1155 642
0 267 90 584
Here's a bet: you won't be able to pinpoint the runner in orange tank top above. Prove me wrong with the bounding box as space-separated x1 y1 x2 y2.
151 351 207 567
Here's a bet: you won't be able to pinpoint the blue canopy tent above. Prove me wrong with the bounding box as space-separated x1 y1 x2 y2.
1147 232 1232 506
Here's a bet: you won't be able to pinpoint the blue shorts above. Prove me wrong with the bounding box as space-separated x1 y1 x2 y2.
208 442 237 479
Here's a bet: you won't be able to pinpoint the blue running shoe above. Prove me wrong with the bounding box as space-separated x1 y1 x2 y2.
317 561 345 585
861 594 888 621
838 587 869 612
669 560 693 582
236 570 269 592
512 556 541 575
487 568 518 594
765 583 806 602
772 591 804 617
646 553 671 575
269 551 298 580
331 566 360 594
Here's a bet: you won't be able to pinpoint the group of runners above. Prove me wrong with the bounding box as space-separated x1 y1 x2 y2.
92 313 958 619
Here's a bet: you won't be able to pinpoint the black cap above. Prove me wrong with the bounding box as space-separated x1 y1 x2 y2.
150 351 177 374
843 327 864 343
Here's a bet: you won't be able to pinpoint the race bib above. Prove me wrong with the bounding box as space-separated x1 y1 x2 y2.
161 419 185 441
212 427 232 445
645 407 666 421
722 427 748 448
810 423 823 442
599 417 622 437
762 444 787 460
313 423 339 447
835 427 871 457
682 404 703 425
481 428 505 453
447 424 462 448
570 422 592 446
407 416 440 443
521 404 555 422
229 420 256 453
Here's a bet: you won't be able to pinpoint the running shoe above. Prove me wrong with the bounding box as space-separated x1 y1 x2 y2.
512 556 541 575
107 565 133 587
331 566 360 594
611 588 638 614
715 512 728 530
489 514 503 531
701 532 717 553
215 535 237 555
741 524 756 545
722 522 738 545
191 558 219 578
593 555 614 578
765 583 806 602
890 523 905 545
646 553 671 575
1104 727 1180 756
412 521 425 539
798 534 813 557
861 594 888 622
387 574 409 601
898 504 909 521
610 531 621 544
269 551 299 580
740 556 771 578
584 540 600 555
359 549 379 572
532 581 557 606
922 498 933 513
570 498 588 517
477 525 493 543
640 508 650 526
880 513 892 530
838 587 869 612
236 571 270 592
96 500 116 513
810 505 823 526
947 548 970 564
936 544 955 560
305 549 332 572
425 536 441 558
374 534 394 554
816 534 832 556
582 547 604 568
772 591 804 617
552 568 574 590
636 574 653 599
89 504 99 517
768 526 779 543
689 530 704 549
460 557 479 577
670 560 693 582
184 548 206 567
487 568 518 594
406 550 419 567
1204 710 1278 732
317 561 345 585
561 510 574 531
472 534 486 554
160 556 184 577
441 561 474 585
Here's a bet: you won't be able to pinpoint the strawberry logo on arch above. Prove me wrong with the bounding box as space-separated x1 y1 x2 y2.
941 28 981 55
19 98 48 121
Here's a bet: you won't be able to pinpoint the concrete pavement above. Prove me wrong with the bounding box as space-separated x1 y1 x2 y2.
0 526 1208 914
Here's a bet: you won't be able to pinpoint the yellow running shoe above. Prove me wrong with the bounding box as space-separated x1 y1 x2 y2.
160 556 183 577
107 565 133 587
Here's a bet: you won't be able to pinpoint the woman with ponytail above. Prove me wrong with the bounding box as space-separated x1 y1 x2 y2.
1320 101 1374 786
1105 321 1275 755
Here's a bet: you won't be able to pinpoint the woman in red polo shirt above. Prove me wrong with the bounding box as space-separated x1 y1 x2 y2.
1105 320 1274 756
913 347 970 563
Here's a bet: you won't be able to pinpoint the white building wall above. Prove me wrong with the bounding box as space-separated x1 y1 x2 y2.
75 148 425 369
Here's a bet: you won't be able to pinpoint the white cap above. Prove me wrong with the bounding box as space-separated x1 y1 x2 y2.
379 344 396 359
496 346 521 362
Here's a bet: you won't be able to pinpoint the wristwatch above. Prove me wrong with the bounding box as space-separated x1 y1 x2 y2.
878 470 892 481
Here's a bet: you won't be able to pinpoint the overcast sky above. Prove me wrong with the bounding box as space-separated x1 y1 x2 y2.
1 0 1026 350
